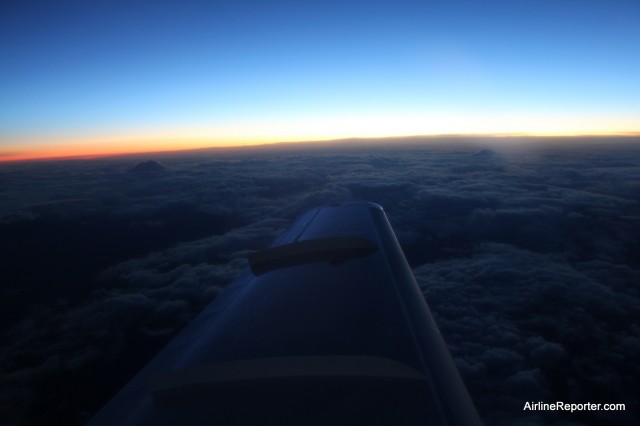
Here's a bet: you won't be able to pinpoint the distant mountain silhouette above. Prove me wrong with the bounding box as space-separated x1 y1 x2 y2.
473 149 497 158
131 160 166 173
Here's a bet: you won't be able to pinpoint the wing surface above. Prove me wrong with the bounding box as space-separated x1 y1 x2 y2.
88 202 481 426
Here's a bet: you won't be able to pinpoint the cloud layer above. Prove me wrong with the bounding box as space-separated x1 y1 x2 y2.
1 138 639 425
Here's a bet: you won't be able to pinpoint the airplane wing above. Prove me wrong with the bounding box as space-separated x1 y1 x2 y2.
88 201 481 425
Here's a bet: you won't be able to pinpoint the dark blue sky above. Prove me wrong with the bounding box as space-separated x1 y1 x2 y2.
1 0 639 159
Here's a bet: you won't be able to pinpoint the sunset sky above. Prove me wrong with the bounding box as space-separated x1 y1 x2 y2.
1 0 639 161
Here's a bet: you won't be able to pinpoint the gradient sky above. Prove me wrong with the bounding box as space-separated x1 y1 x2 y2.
1 0 639 160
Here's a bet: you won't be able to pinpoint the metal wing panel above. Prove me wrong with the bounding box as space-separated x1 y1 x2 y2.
88 202 481 426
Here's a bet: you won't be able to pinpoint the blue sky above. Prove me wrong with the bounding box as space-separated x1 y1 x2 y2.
1 0 639 159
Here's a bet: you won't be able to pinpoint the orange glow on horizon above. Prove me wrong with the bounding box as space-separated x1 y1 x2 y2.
2 113 639 162
0 135 298 162
1 131 639 163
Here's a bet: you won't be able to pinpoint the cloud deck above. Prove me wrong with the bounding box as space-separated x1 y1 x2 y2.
1 138 639 425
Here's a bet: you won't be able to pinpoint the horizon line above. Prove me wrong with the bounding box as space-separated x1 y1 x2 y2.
2 131 640 163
